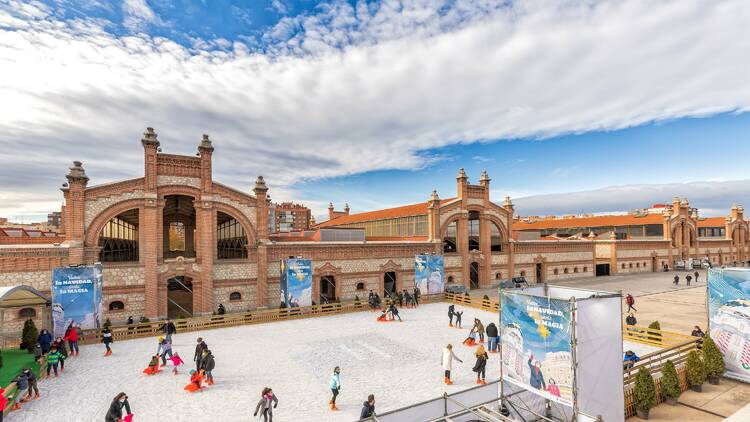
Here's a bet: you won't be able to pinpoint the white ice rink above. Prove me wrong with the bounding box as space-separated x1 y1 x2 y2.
10 303 654 422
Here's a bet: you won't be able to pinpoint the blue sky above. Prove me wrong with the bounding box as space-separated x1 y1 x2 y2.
1 0 749 222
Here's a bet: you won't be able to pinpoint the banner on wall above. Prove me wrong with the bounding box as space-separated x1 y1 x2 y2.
51 263 103 337
501 291 574 406
708 268 750 382
415 255 444 294
280 259 313 308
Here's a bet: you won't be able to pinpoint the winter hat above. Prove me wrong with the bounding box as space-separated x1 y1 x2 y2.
189 369 196 375
158 336 164 342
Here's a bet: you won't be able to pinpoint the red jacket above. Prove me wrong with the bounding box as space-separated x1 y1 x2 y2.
0 387 8 411
64 327 78 342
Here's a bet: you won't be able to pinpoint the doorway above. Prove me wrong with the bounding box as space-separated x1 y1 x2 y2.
384 272 396 297
167 276 193 318
320 275 336 304
651 256 657 272
535 263 544 283
596 264 610 277
470 262 480 289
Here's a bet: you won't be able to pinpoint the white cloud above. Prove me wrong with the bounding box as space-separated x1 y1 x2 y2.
0 0 749 217
513 179 750 217
122 0 163 31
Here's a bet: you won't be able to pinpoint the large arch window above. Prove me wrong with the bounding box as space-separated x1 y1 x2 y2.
217 212 248 259
99 209 139 262
490 223 503 252
468 211 480 251
443 221 457 253
163 195 196 259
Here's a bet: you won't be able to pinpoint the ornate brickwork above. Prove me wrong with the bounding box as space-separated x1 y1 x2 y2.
84 189 145 229
214 284 256 312
102 265 145 287
157 175 201 189
213 263 257 280
0 270 53 291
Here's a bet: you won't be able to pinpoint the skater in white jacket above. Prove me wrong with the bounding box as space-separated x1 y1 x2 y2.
442 344 463 385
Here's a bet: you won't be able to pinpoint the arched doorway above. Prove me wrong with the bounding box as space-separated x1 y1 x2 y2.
163 195 196 259
384 272 396 296
320 276 336 304
535 263 544 283
167 276 193 318
470 262 480 289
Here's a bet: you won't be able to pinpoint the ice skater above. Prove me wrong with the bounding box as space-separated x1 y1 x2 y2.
168 352 184 374
404 290 412 308
473 319 485 343
22 368 39 401
52 337 67 372
157 336 173 365
105 392 133 422
159 319 177 342
442 344 462 385
448 304 455 326
46 347 63 377
64 322 79 356
199 349 215 385
413 286 420 306
360 394 375 420
194 337 207 370
329 366 342 411
388 303 402 322
253 387 279 421
454 311 463 328
102 326 113 356
486 322 499 352
473 345 488 385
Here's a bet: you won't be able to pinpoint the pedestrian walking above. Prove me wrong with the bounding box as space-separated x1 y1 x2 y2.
673 275 679 285
686 274 692 285
329 367 342 411
441 344 462 385
694 271 700 283
253 387 279 422
625 293 637 312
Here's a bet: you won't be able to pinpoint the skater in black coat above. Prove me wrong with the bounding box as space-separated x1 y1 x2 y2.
388 303 402 321
105 392 132 422
159 320 177 341
194 337 207 370
200 350 215 385
448 305 455 326
360 394 375 419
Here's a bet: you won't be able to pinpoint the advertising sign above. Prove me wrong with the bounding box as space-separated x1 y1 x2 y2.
415 255 444 294
708 268 750 382
280 259 313 307
501 291 573 405
51 264 103 337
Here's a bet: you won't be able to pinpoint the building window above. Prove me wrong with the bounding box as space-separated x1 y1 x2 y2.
622 263 626 269
169 222 186 252
447 276 455 284
495 272 502 279
99 210 139 262
355 282 365 291
520 271 526 277
490 223 503 252
19 308 36 318
563 268 569 274
229 292 242 301
443 221 457 253
217 213 248 259
636 262 640 268
108 301 125 311
468 211 481 251
583 266 587 272
553 268 559 275
573 267 579 273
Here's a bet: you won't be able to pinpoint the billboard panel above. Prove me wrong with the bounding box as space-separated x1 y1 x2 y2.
51 264 103 337
415 255 444 294
280 259 313 307
501 291 573 406
708 268 750 382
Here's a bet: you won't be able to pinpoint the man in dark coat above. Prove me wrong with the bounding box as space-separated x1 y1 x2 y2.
37 329 53 353
486 323 499 352
194 337 207 370
159 319 177 342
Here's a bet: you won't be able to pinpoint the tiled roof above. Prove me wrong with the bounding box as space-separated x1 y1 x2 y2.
513 213 665 231
316 198 456 228
697 217 727 228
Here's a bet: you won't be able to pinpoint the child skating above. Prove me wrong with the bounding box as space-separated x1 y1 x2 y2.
169 352 184 375
143 355 160 375
454 311 463 328
184 369 204 392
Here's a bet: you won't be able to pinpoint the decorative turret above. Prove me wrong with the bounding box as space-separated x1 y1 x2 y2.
254 176 269 240
141 127 159 148
198 134 214 192
328 202 335 221
198 134 214 153
344 203 350 215
503 196 514 213
479 170 490 188
456 168 468 198
65 161 89 184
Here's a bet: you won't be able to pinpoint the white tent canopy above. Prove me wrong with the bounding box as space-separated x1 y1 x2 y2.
0 285 50 308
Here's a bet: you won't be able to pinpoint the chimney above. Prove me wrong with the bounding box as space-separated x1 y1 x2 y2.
328 202 335 221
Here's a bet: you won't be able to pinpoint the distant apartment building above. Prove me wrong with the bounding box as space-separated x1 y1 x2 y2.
47 211 62 231
270 202 311 233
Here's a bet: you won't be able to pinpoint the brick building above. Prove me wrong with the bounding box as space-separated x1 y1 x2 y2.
0 127 748 323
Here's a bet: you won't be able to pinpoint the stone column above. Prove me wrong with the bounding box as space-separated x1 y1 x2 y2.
457 212 469 288
195 136 216 315
254 176 270 308
140 128 161 318
61 161 89 265
504 196 515 278
479 213 491 287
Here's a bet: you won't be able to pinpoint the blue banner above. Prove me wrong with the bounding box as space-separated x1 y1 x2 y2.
51 264 103 337
708 268 750 382
280 259 313 307
415 255 444 294
501 292 573 405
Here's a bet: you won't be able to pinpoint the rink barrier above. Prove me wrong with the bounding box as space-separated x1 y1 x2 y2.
75 293 446 345
2 353 48 418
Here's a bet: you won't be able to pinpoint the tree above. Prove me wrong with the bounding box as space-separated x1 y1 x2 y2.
702 336 725 380
22 319 39 353
139 316 150 323
660 360 681 401
0 349 3 369
686 350 706 387
634 367 657 413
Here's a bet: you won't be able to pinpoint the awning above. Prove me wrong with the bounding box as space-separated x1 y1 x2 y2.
0 285 50 309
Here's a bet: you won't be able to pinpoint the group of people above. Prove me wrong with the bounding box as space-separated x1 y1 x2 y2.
368 287 421 310
443 304 501 385
441 342 490 386
673 270 701 286
325 366 377 420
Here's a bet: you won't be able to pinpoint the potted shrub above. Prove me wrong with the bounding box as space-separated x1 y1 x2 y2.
22 319 39 353
660 360 681 405
634 367 657 419
686 350 706 392
702 336 725 385
648 321 662 342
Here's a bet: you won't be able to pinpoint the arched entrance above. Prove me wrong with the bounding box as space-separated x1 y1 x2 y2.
384 272 396 296
470 262 480 289
320 276 336 304
167 276 193 318
535 263 544 283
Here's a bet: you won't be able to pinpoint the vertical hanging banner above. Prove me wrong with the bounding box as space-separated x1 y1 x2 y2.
501 291 573 406
51 263 103 337
415 255 444 294
708 268 750 382
280 259 313 307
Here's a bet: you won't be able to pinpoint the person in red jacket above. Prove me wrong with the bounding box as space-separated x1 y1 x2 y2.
0 386 8 422
64 322 79 356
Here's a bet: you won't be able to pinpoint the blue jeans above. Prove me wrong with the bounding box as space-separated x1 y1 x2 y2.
488 336 499 352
